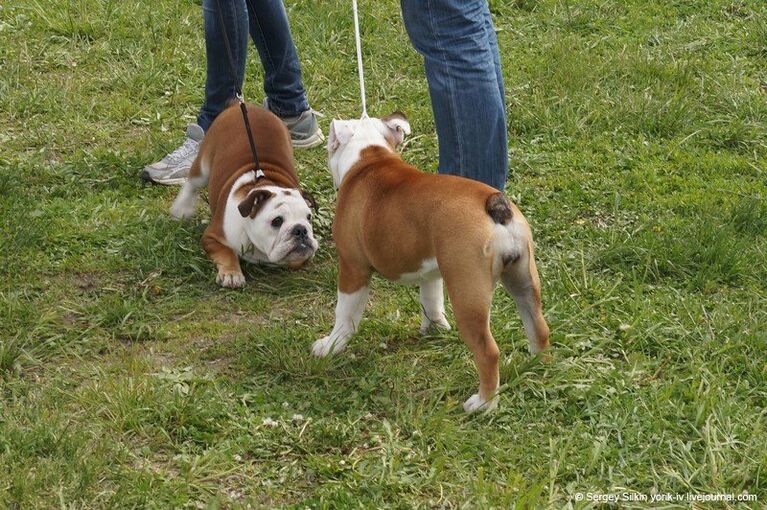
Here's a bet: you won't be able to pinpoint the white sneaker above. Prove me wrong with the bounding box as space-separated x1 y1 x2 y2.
141 124 204 185
263 99 324 149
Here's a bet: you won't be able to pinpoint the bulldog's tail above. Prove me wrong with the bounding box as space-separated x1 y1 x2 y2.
486 192 513 225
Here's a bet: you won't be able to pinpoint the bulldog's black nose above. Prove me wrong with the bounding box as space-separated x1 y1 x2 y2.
291 225 308 239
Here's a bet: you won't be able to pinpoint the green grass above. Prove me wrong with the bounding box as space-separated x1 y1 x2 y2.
1 0 766 507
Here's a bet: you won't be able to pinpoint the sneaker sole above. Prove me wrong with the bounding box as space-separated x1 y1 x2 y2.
140 170 186 186
292 129 325 149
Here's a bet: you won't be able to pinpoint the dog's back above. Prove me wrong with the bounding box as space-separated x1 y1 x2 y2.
198 104 297 213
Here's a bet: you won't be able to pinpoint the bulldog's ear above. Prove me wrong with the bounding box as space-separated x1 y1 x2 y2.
328 120 354 151
381 112 411 147
300 190 318 210
238 189 274 218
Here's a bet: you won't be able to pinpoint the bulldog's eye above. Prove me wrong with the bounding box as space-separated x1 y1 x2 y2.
271 216 284 229
306 214 312 221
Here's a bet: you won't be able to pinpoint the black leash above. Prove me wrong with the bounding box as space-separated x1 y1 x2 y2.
213 0 264 179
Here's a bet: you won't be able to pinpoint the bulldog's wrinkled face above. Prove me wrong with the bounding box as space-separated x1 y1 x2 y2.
327 112 411 189
238 185 318 268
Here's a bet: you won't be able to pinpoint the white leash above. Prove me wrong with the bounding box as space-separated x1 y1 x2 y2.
352 0 368 119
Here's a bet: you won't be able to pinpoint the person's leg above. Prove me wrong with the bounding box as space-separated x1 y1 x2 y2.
142 0 249 185
400 0 508 191
198 0 249 131
245 0 309 117
483 5 506 116
244 0 322 147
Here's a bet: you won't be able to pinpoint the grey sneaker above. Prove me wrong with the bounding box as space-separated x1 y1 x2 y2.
263 99 324 149
141 124 204 185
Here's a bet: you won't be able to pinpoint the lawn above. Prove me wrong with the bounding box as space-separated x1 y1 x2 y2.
1 0 766 507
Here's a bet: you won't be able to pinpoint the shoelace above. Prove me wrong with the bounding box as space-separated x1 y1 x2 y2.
281 107 325 123
164 138 199 164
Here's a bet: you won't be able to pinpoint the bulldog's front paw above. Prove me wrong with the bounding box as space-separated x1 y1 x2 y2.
463 393 499 413
311 336 345 357
216 270 246 288
419 316 451 335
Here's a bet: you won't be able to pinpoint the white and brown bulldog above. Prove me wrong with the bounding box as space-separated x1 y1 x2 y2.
170 103 318 287
315 113 550 412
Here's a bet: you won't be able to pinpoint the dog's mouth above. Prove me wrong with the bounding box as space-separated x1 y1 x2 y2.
292 239 315 253
282 242 316 266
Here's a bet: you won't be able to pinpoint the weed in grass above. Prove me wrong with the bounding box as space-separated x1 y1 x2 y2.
0 172 12 197
82 293 168 343
507 0 539 12
0 337 23 377
745 15 767 57
730 197 767 236
594 206 756 290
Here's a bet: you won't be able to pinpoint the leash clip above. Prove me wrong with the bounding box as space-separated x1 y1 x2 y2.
254 169 266 181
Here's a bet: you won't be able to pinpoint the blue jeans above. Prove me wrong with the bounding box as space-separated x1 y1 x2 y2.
198 0 309 131
401 0 508 191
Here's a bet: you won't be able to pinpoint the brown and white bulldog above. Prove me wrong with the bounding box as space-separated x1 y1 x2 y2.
315 113 550 412
170 103 318 287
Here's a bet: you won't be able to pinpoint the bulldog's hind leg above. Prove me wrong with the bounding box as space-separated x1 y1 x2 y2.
419 278 450 334
313 258 371 357
443 268 500 413
500 240 550 354
202 230 245 288
170 157 208 219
